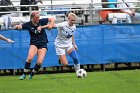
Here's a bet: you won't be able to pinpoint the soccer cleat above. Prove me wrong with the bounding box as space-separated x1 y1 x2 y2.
29 75 33 80
29 72 34 80
19 74 26 80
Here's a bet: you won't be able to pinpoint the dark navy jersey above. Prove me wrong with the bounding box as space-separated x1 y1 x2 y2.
22 18 49 45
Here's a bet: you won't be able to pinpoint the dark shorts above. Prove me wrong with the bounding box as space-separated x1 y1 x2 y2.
31 43 48 50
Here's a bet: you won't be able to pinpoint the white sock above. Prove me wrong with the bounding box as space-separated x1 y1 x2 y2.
24 69 29 73
74 63 80 72
32 69 37 73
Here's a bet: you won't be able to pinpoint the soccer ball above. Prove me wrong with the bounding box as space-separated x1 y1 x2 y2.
76 69 87 78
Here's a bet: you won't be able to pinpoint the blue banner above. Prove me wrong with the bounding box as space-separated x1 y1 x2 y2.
0 24 140 69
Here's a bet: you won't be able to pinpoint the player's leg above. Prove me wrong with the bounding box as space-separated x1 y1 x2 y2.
29 47 47 79
59 55 68 66
67 47 80 72
55 46 68 66
19 45 37 80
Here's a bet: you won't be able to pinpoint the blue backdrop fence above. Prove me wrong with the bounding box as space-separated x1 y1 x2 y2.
0 24 140 69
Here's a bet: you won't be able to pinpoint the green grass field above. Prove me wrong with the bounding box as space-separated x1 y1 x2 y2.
0 70 140 93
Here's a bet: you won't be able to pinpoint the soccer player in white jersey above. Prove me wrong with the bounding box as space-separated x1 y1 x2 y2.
54 12 80 72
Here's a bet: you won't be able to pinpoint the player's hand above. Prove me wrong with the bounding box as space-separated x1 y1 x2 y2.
37 26 42 31
37 26 42 33
7 39 14 43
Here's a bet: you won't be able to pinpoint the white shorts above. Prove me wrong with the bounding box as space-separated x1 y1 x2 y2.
55 45 74 55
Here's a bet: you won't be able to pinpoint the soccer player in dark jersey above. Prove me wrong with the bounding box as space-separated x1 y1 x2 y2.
15 11 55 80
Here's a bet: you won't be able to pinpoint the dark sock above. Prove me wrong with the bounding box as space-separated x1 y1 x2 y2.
33 63 41 71
58 59 61 64
31 63 41 76
25 62 31 69
23 62 31 75
30 72 34 76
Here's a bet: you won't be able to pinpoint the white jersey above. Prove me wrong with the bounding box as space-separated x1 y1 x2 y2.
117 0 134 14
54 21 76 47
